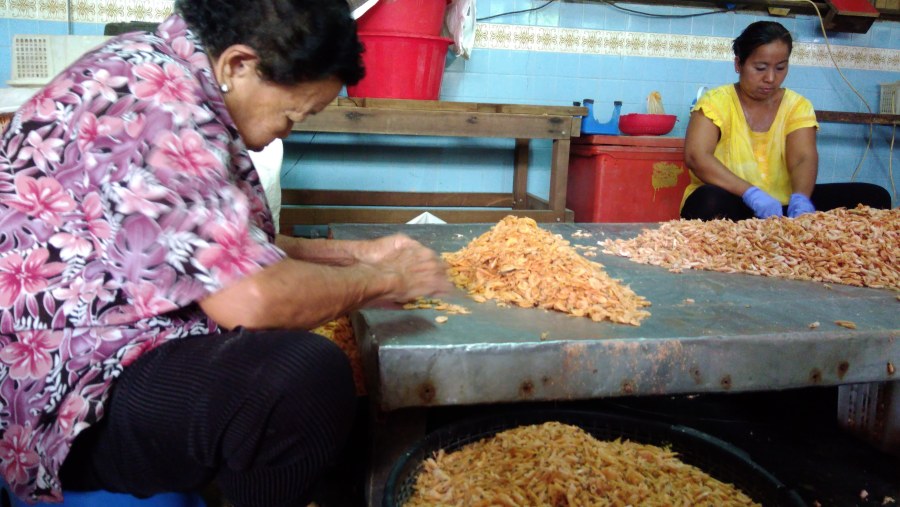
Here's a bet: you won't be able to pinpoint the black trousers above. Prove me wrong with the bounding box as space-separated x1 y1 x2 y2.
59 328 357 507
680 182 892 221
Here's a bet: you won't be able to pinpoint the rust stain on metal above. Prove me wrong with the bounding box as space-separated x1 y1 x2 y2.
837 361 850 379
562 342 592 372
621 380 635 394
520 380 535 397
691 366 703 384
720 375 732 390
417 382 436 404
809 368 823 384
888 362 896 376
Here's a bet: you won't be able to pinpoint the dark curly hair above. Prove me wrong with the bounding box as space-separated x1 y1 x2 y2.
733 21 792 65
175 0 364 86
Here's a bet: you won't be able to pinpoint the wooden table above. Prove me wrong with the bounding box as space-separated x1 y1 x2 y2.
283 98 586 230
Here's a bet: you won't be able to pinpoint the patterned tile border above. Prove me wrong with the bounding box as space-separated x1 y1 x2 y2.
0 1 897 72
2 0 172 23
476 23 900 72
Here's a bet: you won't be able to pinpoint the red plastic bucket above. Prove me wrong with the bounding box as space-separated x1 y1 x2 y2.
357 0 450 36
348 32 451 100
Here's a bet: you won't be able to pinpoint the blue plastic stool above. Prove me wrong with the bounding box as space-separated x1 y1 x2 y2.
1 485 206 507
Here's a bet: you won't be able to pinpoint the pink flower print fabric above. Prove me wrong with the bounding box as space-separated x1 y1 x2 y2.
0 14 284 502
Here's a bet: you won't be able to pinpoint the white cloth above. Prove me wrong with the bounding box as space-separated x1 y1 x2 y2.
445 0 476 59
248 139 284 233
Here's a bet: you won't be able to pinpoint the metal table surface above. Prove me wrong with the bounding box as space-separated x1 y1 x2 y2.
332 222 900 412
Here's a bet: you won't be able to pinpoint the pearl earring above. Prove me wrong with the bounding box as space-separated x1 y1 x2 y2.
220 83 230 93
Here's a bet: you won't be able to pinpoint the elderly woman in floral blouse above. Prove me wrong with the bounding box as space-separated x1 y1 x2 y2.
0 0 451 506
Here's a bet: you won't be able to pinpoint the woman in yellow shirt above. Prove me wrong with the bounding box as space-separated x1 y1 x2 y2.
681 21 890 221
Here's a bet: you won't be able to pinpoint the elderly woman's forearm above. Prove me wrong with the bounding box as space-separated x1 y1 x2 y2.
199 259 390 330
275 234 360 266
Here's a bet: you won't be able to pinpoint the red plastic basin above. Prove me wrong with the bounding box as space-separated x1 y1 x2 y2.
618 113 678 136
357 0 450 36
348 32 451 100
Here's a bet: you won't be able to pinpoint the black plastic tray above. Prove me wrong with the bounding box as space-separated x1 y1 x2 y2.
383 409 806 506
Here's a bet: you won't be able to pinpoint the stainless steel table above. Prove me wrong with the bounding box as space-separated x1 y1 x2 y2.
330 222 900 505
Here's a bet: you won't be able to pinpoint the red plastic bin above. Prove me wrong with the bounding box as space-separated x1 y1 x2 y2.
348 32 451 100
357 0 450 36
566 135 690 223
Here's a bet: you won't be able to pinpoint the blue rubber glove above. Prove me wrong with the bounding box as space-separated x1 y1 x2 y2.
787 193 815 218
741 186 783 218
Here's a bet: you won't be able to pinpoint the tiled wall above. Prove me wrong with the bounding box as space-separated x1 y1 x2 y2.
2 0 899 209
301 2 900 208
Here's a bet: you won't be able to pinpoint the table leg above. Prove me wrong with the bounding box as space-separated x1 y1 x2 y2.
549 139 571 220
837 380 900 457
513 139 530 210
366 407 428 507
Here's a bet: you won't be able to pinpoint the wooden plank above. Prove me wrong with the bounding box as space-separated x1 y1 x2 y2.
280 206 570 226
525 193 550 210
571 116 583 136
328 97 586 117
512 139 529 210
282 189 513 208
525 193 576 222
548 139 571 213
294 108 579 139
816 110 900 125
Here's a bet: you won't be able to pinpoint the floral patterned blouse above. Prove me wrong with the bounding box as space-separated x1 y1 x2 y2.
0 15 285 502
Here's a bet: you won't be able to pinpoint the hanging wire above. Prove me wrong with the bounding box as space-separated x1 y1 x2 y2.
477 0 555 22
477 0 735 23
597 0 736 18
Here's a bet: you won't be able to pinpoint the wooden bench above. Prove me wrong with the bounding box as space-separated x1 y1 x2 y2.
283 98 586 231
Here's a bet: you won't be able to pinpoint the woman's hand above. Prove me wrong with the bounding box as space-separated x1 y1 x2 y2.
201 234 452 330
352 234 422 264
359 234 454 304
787 193 815 217
742 186 783 218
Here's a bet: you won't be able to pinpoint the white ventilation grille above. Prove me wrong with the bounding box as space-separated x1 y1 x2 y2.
880 82 899 115
9 35 109 87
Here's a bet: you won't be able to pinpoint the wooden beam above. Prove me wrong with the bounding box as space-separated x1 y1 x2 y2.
294 107 580 140
280 207 572 226
816 110 900 125
282 189 514 208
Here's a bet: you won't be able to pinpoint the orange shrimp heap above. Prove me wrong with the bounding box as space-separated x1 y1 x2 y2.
405 421 760 507
602 206 899 291
312 316 366 395
442 216 650 326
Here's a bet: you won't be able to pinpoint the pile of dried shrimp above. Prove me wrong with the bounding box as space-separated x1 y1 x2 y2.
404 421 760 507
602 206 899 291
442 216 650 325
312 316 366 395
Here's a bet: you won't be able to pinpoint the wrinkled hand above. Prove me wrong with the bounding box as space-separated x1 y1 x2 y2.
353 234 417 265
364 234 454 304
787 193 815 218
742 186 783 218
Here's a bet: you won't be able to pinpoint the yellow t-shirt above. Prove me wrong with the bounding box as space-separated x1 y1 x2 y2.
681 84 819 207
